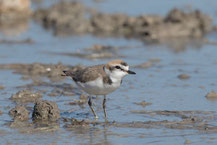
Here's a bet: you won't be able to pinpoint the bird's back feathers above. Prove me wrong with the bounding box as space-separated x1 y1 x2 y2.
63 64 112 84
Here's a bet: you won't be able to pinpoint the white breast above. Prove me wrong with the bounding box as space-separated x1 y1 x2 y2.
76 77 121 95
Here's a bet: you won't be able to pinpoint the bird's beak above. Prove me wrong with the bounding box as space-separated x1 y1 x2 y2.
127 70 136 74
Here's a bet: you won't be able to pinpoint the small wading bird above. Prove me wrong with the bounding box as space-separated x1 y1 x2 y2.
62 59 136 119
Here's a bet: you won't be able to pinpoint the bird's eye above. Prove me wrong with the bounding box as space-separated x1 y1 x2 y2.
115 66 121 69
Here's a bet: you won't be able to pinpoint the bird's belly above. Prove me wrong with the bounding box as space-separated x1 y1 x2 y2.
76 77 120 95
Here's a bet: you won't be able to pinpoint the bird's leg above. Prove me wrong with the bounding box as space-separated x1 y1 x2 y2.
103 95 107 120
88 96 98 119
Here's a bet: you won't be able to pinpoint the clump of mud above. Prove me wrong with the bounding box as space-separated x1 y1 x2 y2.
32 100 60 122
47 87 74 97
205 91 217 100
50 44 126 60
177 74 190 80
10 89 42 103
67 94 88 106
51 51 119 60
0 62 76 82
0 0 31 13
9 105 29 121
34 1 213 42
0 0 32 36
63 118 90 127
0 38 34 44
63 110 217 132
134 101 152 107
133 59 161 69
33 1 92 35
0 85 4 90
85 44 118 52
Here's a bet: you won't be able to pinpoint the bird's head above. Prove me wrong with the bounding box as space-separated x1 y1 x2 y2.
104 59 136 79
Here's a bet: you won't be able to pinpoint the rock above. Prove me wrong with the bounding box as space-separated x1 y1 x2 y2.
205 91 217 99
9 106 29 121
178 74 190 80
32 100 60 121
10 89 42 103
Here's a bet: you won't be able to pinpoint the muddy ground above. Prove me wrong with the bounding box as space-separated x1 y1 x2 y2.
0 0 217 145
1 62 217 134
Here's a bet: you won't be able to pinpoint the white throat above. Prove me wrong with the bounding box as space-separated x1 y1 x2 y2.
104 67 127 84
109 75 122 86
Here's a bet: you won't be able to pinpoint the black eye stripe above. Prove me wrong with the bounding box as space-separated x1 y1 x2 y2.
115 66 121 69
115 66 125 71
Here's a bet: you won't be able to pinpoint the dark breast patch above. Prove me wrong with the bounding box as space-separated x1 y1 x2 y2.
103 76 113 85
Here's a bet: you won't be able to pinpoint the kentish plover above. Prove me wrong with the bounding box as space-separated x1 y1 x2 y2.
62 59 136 119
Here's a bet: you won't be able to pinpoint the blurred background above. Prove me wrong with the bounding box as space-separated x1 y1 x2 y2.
1 0 217 145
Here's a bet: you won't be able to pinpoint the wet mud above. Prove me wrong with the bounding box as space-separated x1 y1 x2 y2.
67 94 88 106
205 91 217 100
0 38 34 44
0 85 4 90
0 0 217 144
1 62 217 133
50 51 120 60
177 74 190 80
0 63 76 82
0 0 31 36
18 81 76 97
134 101 152 107
32 100 60 122
47 44 130 60
10 89 42 103
34 2 213 42
9 105 30 121
133 59 161 69
63 109 217 132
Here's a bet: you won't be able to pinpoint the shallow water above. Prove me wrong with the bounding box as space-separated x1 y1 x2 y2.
1 0 217 145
